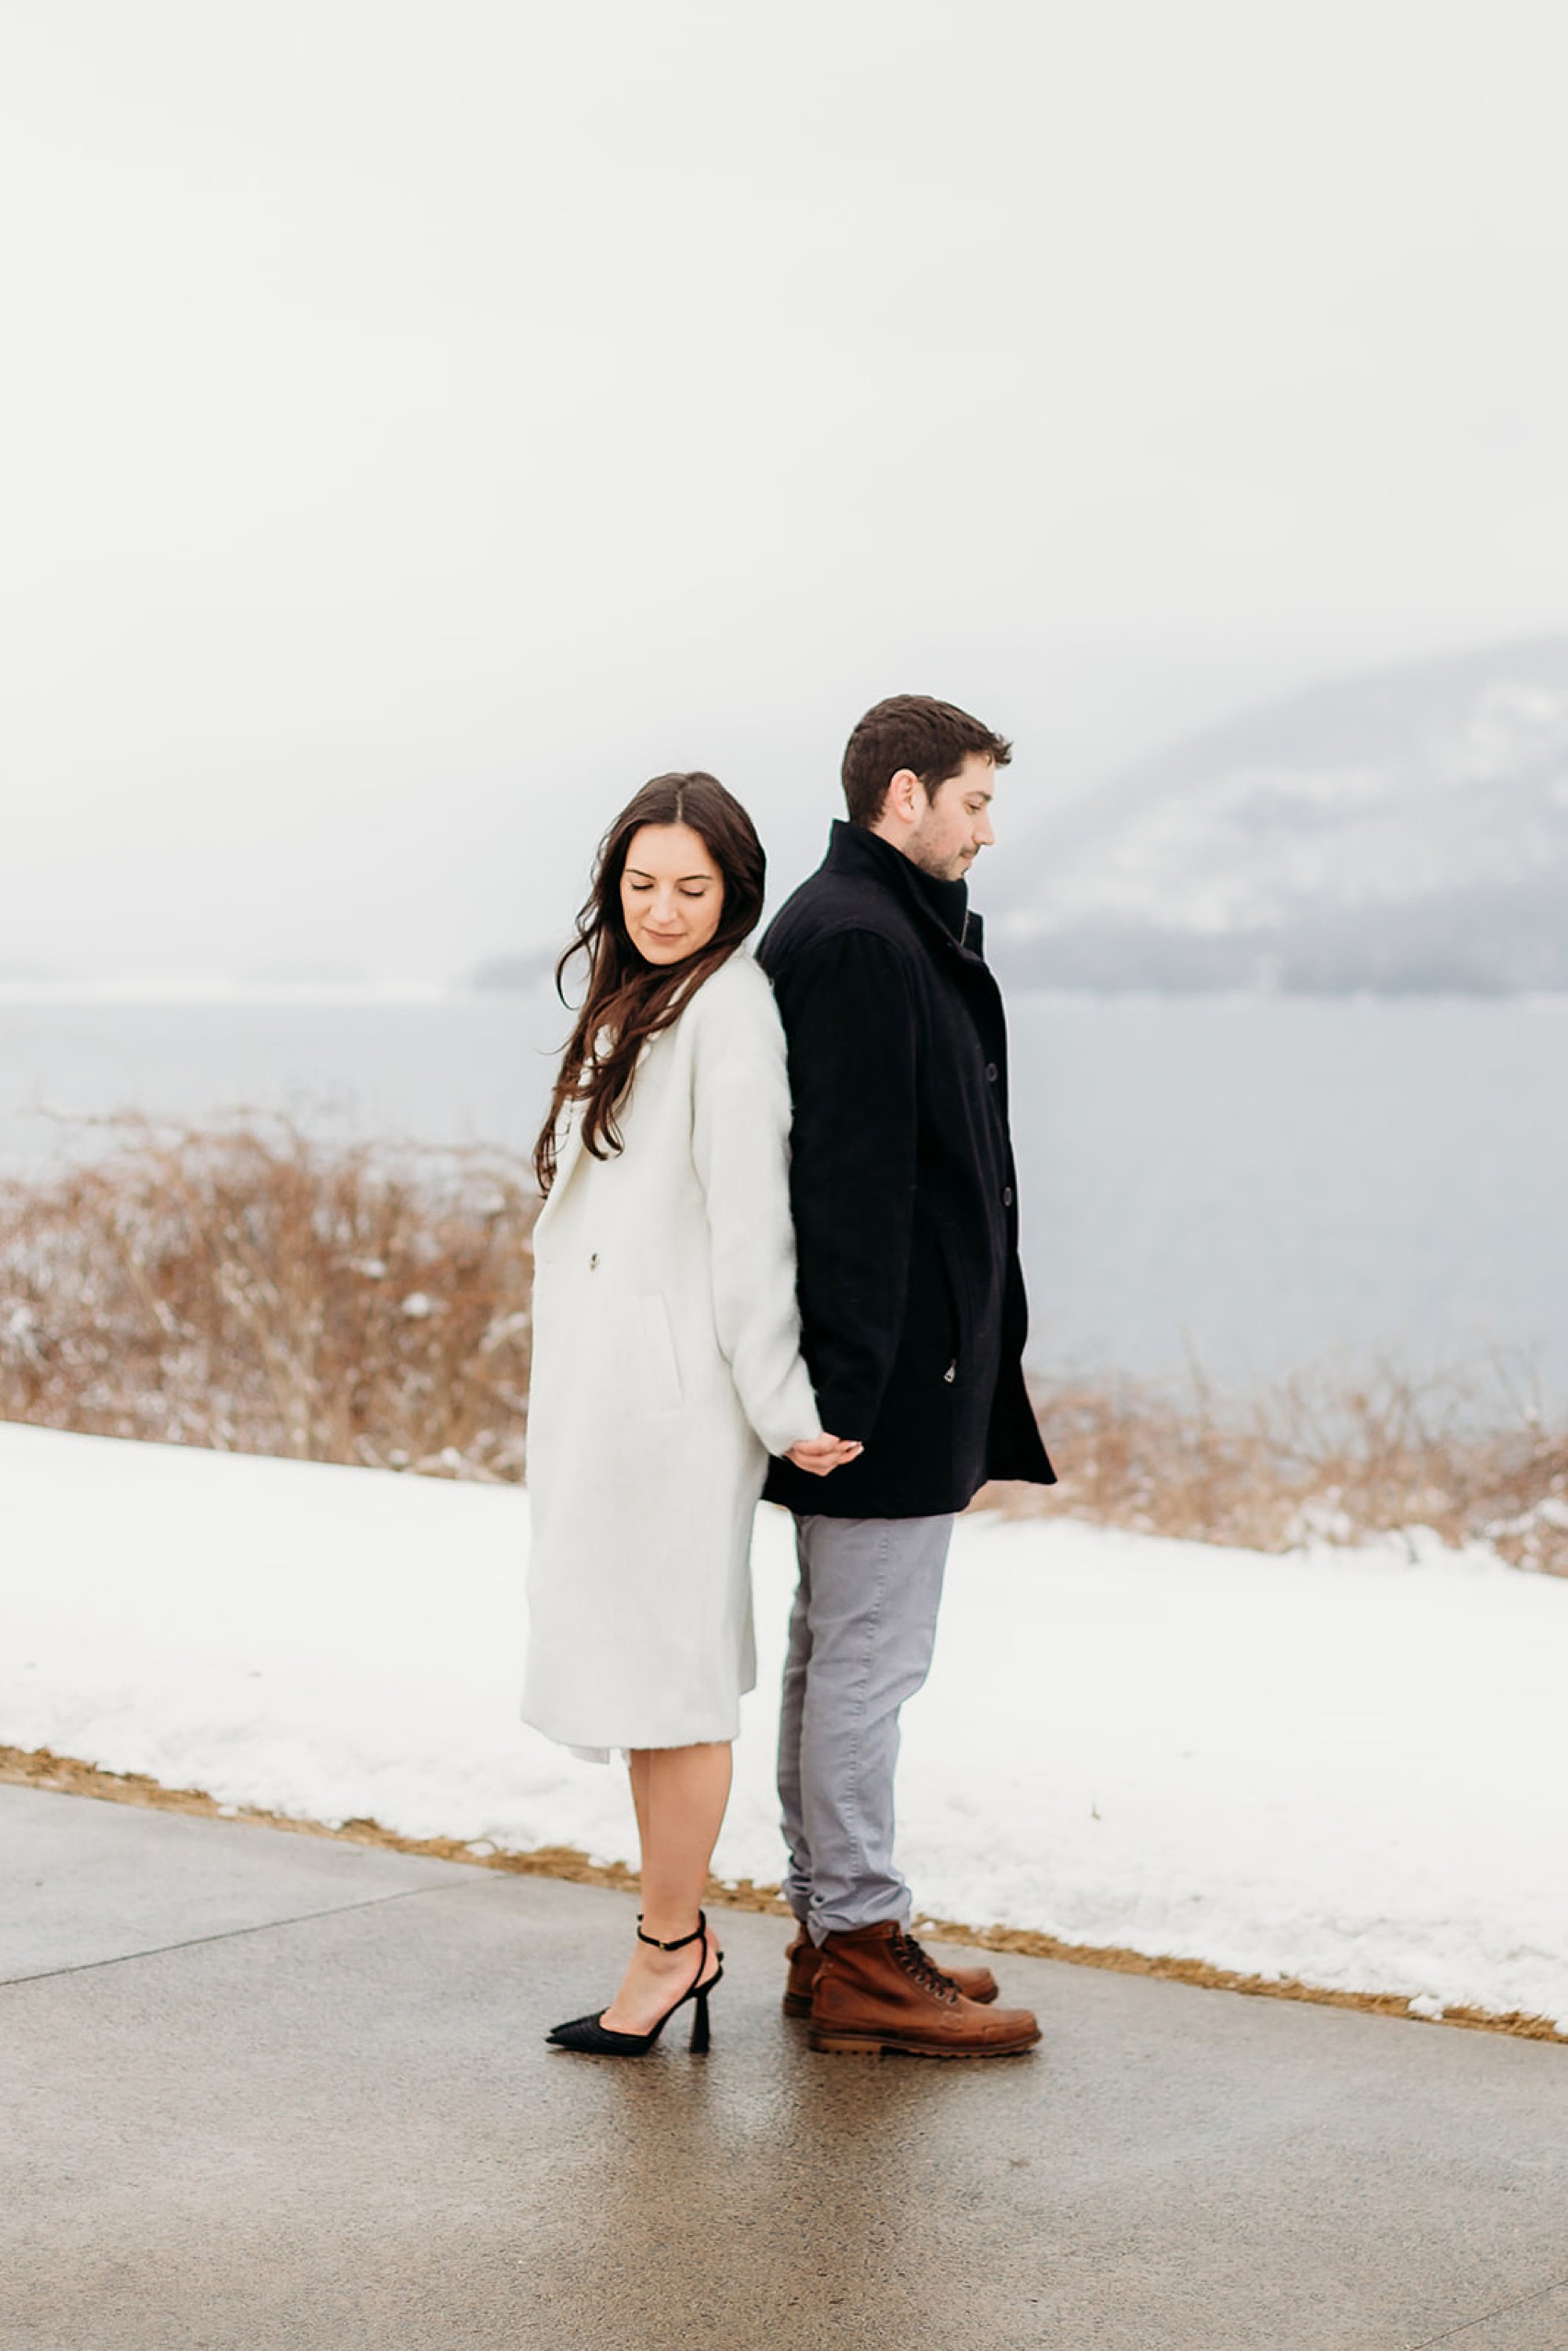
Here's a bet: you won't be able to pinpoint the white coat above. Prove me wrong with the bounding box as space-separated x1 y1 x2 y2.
521 951 821 1755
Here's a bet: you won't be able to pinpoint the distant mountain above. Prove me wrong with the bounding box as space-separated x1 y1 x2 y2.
993 640 1568 991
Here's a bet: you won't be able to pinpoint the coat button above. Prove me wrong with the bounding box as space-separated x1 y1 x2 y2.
1002 1187 1013 1207
985 1062 998 1082
589 1253 598 1270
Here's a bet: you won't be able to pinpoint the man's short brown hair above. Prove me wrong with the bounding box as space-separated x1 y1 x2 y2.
841 694 1012 828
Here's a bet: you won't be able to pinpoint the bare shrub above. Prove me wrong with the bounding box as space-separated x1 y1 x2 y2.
0 1116 538 1479
981 1359 1568 1575
2 1117 1563 1570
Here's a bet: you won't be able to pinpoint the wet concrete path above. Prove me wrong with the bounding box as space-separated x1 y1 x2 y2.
2 1783 1564 2349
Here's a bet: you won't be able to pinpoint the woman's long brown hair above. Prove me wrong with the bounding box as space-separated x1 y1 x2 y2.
532 772 767 1193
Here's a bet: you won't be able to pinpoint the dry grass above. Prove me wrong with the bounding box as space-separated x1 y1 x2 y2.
2 1116 1564 1569
0 1116 538 1479
985 1359 1568 1576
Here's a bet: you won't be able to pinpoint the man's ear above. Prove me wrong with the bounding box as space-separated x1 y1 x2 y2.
885 768 924 825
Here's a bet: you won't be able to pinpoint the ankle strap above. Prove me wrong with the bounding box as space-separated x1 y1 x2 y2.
636 1910 706 1953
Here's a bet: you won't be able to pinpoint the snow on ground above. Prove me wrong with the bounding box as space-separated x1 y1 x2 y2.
3 1420 1565 2028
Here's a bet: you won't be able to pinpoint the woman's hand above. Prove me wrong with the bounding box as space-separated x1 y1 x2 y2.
784 1433 863 1476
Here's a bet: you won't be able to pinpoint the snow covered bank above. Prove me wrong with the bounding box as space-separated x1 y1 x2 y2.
3 1421 1564 2028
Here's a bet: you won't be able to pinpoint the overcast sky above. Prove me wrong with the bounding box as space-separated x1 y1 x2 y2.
4 0 1566 983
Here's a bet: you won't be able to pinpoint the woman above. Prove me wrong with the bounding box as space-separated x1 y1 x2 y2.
523 771 858 2055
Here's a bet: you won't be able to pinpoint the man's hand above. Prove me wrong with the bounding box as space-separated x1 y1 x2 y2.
785 1433 864 1477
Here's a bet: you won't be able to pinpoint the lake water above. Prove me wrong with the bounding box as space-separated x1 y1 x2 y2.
3 989 1565 1412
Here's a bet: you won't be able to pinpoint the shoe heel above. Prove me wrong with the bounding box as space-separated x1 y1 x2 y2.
689 1988 711 2054
808 2029 886 2056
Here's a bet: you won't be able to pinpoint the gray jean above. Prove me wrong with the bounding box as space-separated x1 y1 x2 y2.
777 1511 955 1943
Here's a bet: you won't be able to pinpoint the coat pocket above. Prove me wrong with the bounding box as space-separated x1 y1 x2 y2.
931 1228 971 1384
637 1293 684 1413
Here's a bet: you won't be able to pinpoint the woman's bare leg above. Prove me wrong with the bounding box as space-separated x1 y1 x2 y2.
600 1741 731 2034
627 1748 652 1856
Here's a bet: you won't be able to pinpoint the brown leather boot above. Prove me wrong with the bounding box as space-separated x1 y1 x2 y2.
809 1921 1040 2058
783 1925 1000 2016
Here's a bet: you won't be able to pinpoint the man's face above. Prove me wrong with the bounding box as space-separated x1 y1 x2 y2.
903 752 997 883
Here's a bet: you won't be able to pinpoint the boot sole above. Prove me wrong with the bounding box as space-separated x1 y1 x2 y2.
808 2026 1040 2059
786 1986 1001 2019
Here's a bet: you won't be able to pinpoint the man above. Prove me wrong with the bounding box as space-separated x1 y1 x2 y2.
759 693 1056 2059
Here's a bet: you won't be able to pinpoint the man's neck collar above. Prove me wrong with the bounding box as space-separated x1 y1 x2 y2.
826 819 971 943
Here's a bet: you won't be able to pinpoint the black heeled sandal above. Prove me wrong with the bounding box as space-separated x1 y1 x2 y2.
546 1911 723 2055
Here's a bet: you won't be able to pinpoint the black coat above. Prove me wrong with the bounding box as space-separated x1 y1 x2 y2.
759 822 1056 1518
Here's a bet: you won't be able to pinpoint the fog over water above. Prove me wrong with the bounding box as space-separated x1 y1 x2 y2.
5 2 1568 985
5 992 1564 1411
7 5 1565 1411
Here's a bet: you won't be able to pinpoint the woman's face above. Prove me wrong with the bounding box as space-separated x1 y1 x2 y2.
619 822 725 964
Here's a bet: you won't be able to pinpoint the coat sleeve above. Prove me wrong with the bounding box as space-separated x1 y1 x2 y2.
688 972 823 1458
766 929 919 1443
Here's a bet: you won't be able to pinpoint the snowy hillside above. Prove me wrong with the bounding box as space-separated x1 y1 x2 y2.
996 640 1568 991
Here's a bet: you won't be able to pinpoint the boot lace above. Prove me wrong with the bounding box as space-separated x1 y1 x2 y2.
893 1930 960 2004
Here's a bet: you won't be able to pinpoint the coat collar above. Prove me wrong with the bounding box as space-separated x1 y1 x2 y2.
537 954 722 1216
819 819 987 961
540 1102 586 1214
